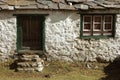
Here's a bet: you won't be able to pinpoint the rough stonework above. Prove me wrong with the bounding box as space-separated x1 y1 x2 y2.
0 10 120 62
45 11 120 62
0 12 16 62
16 50 44 72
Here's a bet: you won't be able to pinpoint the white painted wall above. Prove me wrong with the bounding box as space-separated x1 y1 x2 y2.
45 11 120 62
0 10 120 62
0 12 16 62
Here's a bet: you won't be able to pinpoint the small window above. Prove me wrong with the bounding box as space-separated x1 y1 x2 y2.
81 14 115 38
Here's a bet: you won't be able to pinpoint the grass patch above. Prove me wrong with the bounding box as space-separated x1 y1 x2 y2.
0 60 107 80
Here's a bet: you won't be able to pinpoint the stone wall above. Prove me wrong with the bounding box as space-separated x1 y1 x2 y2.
45 12 120 62
0 12 16 62
0 10 120 62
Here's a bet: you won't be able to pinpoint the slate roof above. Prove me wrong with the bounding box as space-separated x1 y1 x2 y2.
0 0 120 10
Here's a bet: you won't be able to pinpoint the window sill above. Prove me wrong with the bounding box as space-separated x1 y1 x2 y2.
80 35 114 40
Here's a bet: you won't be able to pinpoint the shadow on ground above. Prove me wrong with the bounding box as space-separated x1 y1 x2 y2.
100 56 120 80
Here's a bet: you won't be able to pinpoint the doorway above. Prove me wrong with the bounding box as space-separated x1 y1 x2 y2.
17 15 45 50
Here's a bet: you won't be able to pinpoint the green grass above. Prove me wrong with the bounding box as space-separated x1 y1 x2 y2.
0 60 107 80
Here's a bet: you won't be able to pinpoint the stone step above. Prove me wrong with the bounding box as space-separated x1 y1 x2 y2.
17 66 44 72
15 50 45 72
18 50 44 55
17 61 43 67
17 68 35 72
21 54 39 58
18 57 43 62
17 62 38 67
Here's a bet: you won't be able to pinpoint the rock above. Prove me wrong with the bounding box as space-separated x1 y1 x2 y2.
59 3 75 10
35 67 44 72
96 56 107 63
16 50 44 72
21 55 39 58
24 68 35 72
17 68 24 71
86 63 91 69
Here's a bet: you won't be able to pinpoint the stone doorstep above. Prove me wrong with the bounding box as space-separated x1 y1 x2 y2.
16 50 44 72
17 67 44 72
21 54 40 58
17 62 37 67
17 68 35 72
18 50 44 55
18 57 43 62
17 62 43 67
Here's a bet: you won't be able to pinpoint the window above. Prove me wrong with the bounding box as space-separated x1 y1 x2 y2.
81 14 115 38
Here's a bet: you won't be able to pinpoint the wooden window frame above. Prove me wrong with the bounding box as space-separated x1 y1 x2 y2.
103 15 113 31
80 14 116 39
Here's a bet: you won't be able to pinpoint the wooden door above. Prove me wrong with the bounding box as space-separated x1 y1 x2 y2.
19 16 43 50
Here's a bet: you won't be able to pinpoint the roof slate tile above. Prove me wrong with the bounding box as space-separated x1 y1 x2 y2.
59 3 75 10
15 4 38 9
66 0 87 3
52 0 65 3
0 0 119 10
48 2 58 9
37 3 49 9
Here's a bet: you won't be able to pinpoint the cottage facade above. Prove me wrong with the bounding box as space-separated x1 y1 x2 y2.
0 0 120 62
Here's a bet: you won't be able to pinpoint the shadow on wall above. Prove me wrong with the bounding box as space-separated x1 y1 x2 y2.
100 56 120 80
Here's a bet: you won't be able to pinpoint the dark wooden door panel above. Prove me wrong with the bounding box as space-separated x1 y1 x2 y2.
19 16 43 50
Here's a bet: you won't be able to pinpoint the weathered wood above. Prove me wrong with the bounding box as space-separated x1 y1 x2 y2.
19 16 43 50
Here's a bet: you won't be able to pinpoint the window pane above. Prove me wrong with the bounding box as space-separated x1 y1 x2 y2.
93 16 102 31
104 24 112 31
94 16 101 22
105 15 112 22
84 16 91 22
83 24 91 31
94 24 101 31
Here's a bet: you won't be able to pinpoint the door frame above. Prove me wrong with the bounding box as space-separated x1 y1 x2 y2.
14 14 48 52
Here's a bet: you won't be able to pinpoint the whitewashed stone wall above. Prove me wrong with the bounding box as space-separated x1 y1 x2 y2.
0 12 16 62
45 12 120 62
0 10 120 62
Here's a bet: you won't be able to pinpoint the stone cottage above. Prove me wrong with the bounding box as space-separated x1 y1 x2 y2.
0 0 120 62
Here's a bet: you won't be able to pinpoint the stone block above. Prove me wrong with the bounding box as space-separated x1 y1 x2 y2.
48 2 58 9
17 68 24 71
59 3 75 10
74 4 89 10
17 68 35 72
24 68 35 72
52 0 65 3
15 50 44 72
35 67 44 72
19 57 33 61
31 62 38 67
37 3 49 9
21 55 39 58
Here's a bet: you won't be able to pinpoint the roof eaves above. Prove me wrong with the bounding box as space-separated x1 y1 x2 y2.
15 4 38 9
93 0 120 8
58 2 76 10
84 1 105 9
